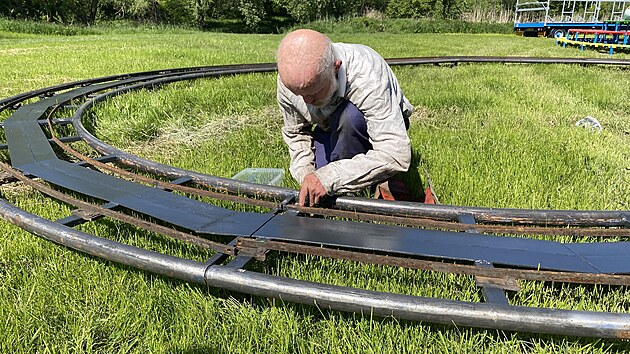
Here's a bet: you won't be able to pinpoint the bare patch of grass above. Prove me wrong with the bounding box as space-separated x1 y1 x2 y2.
159 106 279 147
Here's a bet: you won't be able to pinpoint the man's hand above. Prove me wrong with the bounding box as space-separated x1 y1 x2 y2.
299 173 327 207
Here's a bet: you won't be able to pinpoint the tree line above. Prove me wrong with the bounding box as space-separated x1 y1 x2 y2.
1 0 516 30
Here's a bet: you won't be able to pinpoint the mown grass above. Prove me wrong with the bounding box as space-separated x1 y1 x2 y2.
1 23 630 353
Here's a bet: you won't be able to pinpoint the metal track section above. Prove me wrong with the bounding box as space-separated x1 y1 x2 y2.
1 56 630 338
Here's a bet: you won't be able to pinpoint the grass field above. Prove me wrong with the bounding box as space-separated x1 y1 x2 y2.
1 21 630 353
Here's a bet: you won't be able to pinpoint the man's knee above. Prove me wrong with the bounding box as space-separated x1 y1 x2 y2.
328 101 372 162
337 101 366 134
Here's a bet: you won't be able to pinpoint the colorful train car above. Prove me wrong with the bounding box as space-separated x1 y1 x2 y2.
514 0 629 37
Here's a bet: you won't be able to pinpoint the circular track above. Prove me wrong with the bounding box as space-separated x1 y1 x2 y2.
1 57 630 339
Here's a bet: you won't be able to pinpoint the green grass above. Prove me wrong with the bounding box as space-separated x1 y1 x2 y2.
1 23 630 353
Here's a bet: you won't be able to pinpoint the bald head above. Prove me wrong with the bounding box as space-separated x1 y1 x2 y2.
277 29 335 93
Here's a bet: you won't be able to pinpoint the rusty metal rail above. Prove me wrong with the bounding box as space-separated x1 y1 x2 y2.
1 57 630 339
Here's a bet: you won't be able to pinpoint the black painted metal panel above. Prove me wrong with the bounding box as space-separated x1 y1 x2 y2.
4 120 57 165
254 215 602 273
565 242 630 274
4 84 115 166
18 159 269 237
17 154 613 274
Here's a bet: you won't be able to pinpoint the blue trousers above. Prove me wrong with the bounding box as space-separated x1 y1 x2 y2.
313 101 371 169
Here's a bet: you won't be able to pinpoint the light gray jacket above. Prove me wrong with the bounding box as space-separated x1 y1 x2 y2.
278 42 413 194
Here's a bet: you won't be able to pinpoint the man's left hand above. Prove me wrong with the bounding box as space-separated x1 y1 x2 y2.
299 173 327 207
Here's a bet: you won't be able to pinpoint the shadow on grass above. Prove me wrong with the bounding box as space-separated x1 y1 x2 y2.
398 147 426 200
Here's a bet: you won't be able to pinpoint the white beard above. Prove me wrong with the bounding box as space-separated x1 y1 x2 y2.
310 78 339 108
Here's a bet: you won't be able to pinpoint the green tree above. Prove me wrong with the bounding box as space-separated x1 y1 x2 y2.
272 0 376 22
386 0 437 18
160 0 195 24
100 0 152 20
238 0 266 29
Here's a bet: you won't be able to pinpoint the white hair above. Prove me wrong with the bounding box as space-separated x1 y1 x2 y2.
316 37 335 82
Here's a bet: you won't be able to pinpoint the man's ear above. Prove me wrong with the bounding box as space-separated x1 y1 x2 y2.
335 60 342 74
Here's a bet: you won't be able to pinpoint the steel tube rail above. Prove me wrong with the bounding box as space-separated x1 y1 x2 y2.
0 197 208 285
0 63 277 112
7 56 626 112
204 266 630 339
71 66 295 201
329 198 630 225
69 56 630 226
384 56 630 66
0 193 628 339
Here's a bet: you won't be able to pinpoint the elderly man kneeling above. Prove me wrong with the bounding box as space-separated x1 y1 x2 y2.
277 29 413 207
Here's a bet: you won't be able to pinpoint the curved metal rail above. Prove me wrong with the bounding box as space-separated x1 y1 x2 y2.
1 198 628 339
70 57 630 227
1 56 630 338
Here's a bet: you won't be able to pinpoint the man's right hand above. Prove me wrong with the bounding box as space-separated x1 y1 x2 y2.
298 173 327 207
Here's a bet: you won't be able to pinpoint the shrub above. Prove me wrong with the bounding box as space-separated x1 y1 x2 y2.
386 0 437 19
